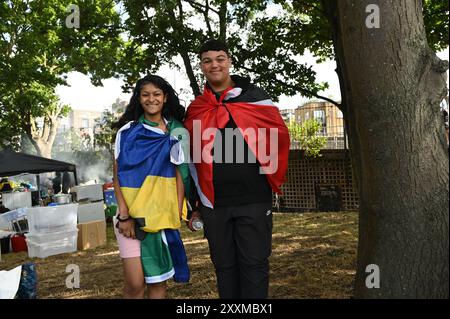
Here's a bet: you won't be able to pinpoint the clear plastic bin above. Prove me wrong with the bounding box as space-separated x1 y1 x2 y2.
0 207 27 223
25 204 78 234
25 229 78 258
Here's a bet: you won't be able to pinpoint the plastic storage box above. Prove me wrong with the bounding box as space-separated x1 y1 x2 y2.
25 229 78 258
0 207 27 223
1 192 32 210
25 204 78 234
77 201 105 223
71 184 103 202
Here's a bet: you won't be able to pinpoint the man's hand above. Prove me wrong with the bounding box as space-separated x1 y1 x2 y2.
186 210 201 232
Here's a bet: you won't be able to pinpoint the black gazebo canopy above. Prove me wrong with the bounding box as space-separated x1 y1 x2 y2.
0 150 77 183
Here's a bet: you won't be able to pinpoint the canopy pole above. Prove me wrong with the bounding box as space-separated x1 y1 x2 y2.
36 174 41 197
73 169 78 186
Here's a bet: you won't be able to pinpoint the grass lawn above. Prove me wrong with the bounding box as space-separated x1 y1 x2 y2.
0 211 358 299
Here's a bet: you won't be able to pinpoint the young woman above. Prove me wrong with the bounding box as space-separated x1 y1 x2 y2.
112 75 190 299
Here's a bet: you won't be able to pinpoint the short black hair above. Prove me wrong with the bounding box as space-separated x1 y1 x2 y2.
199 39 230 58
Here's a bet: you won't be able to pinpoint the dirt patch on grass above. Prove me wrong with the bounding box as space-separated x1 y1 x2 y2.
0 211 358 299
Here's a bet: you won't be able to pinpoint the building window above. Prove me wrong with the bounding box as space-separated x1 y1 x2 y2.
314 110 326 135
81 118 89 129
313 110 325 124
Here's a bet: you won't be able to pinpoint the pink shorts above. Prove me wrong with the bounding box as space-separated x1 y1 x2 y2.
113 217 141 259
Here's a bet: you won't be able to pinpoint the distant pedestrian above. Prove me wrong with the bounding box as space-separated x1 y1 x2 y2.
52 172 62 194
62 172 73 194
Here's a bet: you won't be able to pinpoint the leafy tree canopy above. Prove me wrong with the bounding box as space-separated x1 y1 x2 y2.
0 0 123 154
117 0 447 106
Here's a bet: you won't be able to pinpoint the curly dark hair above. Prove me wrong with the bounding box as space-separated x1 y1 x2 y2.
112 75 185 130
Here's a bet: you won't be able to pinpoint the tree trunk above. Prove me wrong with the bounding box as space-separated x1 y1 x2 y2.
36 139 53 159
26 114 60 159
166 3 201 97
218 1 227 42
180 51 201 97
324 0 449 298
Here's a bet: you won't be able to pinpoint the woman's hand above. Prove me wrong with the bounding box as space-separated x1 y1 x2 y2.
186 210 201 232
118 218 135 239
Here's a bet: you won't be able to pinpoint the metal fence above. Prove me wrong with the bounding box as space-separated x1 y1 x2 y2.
282 103 348 150
289 127 348 150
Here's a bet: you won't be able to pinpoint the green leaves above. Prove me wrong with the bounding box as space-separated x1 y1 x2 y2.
288 119 327 158
1 0 446 154
117 0 333 101
0 0 123 154
423 0 449 51
93 109 118 154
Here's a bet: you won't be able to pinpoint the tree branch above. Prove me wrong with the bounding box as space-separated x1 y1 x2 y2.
26 114 35 138
280 78 341 107
167 1 201 96
203 0 214 37
176 0 184 22
238 63 341 107
295 1 326 16
23 112 42 156
184 0 219 14
41 116 50 142
219 1 227 41
46 114 59 146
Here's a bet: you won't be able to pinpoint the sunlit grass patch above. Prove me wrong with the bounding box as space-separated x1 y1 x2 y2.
0 211 357 299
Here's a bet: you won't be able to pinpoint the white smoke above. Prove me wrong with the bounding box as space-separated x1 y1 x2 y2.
78 160 112 185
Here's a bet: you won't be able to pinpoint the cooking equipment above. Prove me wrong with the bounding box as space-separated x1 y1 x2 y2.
53 193 72 205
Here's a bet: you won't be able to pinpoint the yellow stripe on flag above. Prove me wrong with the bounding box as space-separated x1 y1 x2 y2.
121 175 187 232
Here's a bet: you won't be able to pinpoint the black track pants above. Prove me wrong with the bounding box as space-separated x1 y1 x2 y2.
200 201 273 299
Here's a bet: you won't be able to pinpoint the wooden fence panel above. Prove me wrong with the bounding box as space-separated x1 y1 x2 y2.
273 149 359 211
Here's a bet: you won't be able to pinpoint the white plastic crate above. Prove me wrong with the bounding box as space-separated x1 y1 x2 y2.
1 192 32 210
0 207 27 223
0 217 12 231
0 207 27 231
25 204 78 234
71 184 104 202
77 201 105 224
25 229 78 258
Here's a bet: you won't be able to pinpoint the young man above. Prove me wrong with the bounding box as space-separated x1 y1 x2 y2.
184 39 290 299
